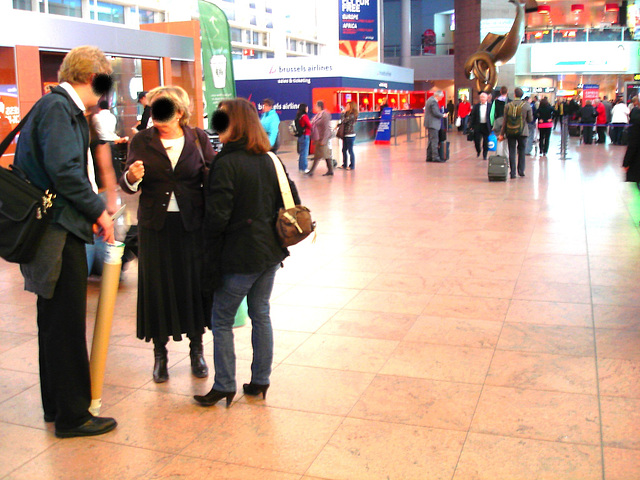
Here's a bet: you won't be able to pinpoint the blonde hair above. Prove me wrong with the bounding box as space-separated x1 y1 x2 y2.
347 101 359 119
147 85 191 126
218 98 271 154
58 46 112 84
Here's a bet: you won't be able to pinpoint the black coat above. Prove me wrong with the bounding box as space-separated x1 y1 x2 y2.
14 86 105 243
470 102 492 131
623 122 640 182
120 126 215 232
579 105 596 124
203 141 301 286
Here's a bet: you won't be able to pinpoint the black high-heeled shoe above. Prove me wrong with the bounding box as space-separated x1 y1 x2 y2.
242 383 270 399
193 387 235 407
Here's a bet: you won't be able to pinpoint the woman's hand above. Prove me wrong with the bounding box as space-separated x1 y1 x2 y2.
94 210 115 243
126 160 145 184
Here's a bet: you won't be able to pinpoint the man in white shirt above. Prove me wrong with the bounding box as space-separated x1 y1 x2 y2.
471 92 492 160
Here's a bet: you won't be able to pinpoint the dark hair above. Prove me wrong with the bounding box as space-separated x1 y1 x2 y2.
263 98 274 107
317 100 325 110
514 87 524 98
296 103 307 120
218 98 271 154
540 97 549 107
500 86 508 95
137 91 147 102
98 100 109 110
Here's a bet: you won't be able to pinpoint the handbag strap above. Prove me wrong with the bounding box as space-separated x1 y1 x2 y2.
267 151 295 210
192 128 206 169
0 109 31 157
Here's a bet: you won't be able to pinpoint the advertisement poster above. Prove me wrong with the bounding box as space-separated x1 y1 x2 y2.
374 107 392 144
0 85 20 156
339 0 379 61
198 0 236 120
582 84 599 106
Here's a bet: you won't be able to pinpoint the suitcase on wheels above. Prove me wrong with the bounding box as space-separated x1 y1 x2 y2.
438 141 450 161
488 155 508 181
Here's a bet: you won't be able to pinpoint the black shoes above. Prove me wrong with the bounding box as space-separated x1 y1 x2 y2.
55 416 117 438
194 388 236 407
153 344 169 383
243 383 270 399
322 172 334 176
189 339 209 378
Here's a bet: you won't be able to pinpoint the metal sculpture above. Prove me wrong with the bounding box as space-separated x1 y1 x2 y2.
464 0 526 93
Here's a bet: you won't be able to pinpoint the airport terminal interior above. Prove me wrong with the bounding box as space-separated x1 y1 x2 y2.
1 129 639 479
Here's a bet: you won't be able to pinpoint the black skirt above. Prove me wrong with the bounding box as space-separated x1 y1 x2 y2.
137 213 207 343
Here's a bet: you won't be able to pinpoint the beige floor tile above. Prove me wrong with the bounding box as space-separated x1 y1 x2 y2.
272 285 360 310
365 272 445 294
343 289 433 315
307 417 465 480
0 422 58 478
403 315 502 349
513 280 592 304
269 304 338 333
603 447 640 480
471 386 600 445
422 294 510 321
600 396 640 450
381 341 493 384
0 337 39 374
184 403 342 474
437 277 516 298
283 333 398 373
497 323 595 357
297 268 378 290
596 328 640 361
592 284 640 307
0 369 39 404
316 309 417 341
148 456 301 480
598 358 640 398
4 438 173 480
243 364 374 415
486 351 598 395
518 263 591 285
592 305 640 330
506 300 593 327
349 374 481 431
454 433 602 480
448 262 523 281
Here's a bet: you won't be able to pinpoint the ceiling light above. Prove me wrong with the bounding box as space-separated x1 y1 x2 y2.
605 3 619 12
538 5 550 14
571 4 584 13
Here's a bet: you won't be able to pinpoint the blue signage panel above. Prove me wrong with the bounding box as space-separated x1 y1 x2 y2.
340 0 378 41
374 107 392 144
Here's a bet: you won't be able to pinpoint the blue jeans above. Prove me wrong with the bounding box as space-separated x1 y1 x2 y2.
298 135 310 171
211 263 280 392
342 136 355 168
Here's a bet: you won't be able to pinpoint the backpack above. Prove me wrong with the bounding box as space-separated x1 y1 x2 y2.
288 118 303 137
505 101 525 137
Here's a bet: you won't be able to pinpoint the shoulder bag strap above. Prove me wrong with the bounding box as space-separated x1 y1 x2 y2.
267 151 295 210
0 109 31 157
192 128 206 168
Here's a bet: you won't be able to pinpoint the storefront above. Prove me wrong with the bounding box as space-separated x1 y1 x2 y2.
1 10 200 167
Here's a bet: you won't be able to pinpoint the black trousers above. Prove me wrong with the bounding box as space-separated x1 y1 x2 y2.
474 123 490 159
37 233 93 429
596 126 607 144
583 126 594 144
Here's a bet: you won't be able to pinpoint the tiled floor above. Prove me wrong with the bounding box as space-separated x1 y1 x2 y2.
1 128 639 479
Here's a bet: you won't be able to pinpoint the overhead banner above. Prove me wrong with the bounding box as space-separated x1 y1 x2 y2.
339 0 379 61
198 0 236 120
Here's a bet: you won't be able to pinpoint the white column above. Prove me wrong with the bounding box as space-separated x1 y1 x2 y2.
400 0 411 67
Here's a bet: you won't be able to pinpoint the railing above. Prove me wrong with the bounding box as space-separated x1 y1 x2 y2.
383 42 454 58
523 25 633 43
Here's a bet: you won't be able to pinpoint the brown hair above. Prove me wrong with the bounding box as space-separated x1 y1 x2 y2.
147 85 191 126
58 46 112 84
347 101 359 119
219 98 271 154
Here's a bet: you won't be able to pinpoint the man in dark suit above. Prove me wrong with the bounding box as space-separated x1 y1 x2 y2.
470 92 492 160
579 100 597 145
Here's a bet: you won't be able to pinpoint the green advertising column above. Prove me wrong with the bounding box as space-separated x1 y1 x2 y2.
198 0 236 125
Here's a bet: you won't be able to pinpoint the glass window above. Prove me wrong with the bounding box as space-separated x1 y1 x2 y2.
250 15 256 26
139 8 164 24
13 0 31 11
252 32 259 45
230 28 242 42
266 52 274 59
0 47 19 159
249 2 255 8
289 39 297 51
91 2 124 24
48 0 81 18
232 50 243 60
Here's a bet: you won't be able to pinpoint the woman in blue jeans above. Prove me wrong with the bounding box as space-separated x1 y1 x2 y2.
338 101 358 169
196 98 301 407
295 103 311 172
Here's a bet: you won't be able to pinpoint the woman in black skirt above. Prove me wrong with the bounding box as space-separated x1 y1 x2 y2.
120 86 215 383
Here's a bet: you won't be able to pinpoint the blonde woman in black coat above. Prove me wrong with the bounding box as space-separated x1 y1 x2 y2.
120 86 215 384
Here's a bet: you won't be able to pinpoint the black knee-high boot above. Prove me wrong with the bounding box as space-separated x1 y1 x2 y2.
153 340 168 383
189 335 208 378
